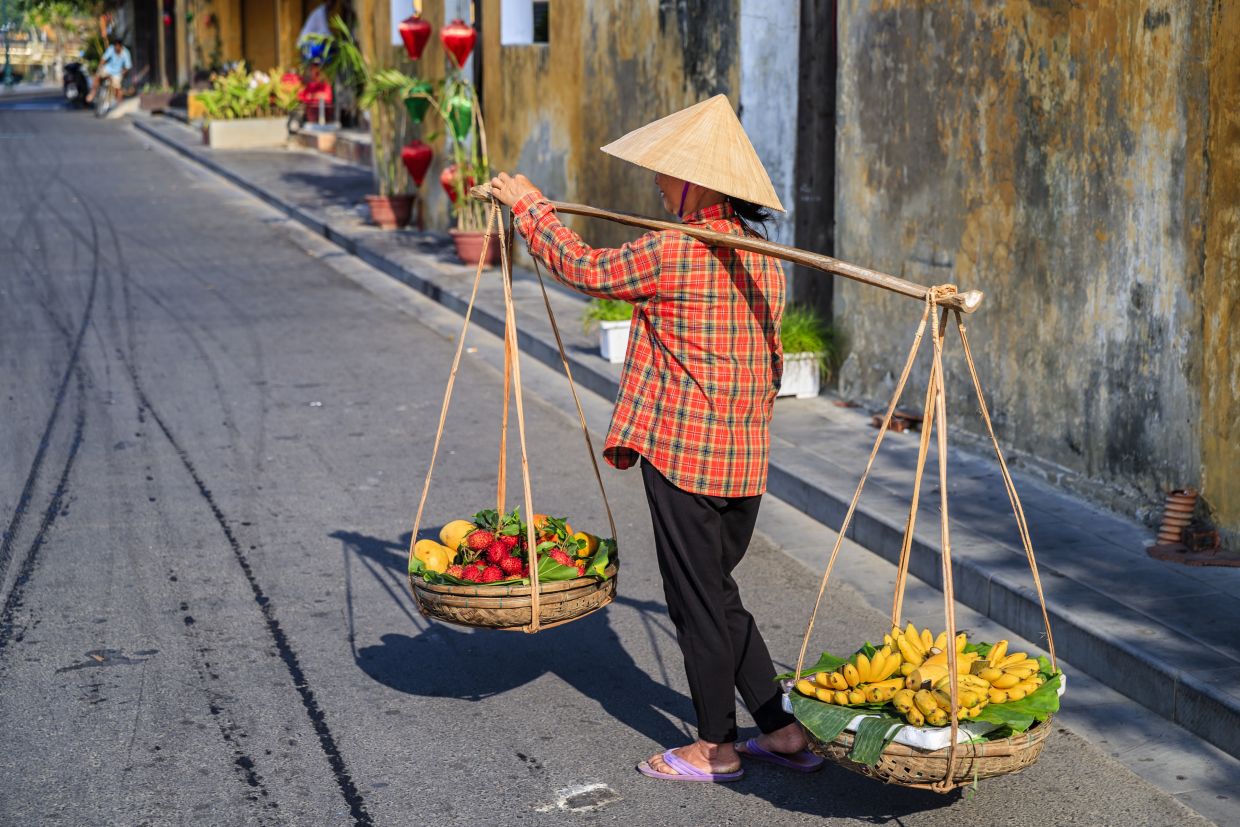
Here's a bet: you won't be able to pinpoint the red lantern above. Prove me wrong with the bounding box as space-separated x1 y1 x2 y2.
439 18 476 68
401 140 434 187
398 14 432 61
439 164 475 203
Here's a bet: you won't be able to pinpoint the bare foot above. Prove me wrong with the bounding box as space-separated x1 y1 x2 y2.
737 722 809 756
645 739 741 775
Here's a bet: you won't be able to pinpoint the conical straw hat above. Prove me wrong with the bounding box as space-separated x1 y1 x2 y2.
601 94 785 212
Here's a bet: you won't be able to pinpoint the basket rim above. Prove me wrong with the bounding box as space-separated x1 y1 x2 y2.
410 563 618 597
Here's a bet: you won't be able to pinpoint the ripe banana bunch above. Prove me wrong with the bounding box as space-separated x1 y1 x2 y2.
794 645 906 706
886 623 972 680
969 640 1046 703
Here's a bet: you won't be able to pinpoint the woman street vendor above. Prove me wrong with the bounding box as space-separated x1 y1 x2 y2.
488 95 823 782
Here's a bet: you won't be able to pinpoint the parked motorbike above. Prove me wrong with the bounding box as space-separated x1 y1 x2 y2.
63 62 90 107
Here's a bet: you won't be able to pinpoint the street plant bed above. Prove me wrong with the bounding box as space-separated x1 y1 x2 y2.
781 625 1062 789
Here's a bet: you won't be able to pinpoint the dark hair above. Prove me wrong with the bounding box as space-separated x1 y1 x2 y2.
110 35 123 45
727 196 773 239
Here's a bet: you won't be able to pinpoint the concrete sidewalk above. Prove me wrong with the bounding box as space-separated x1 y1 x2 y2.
133 114 1240 764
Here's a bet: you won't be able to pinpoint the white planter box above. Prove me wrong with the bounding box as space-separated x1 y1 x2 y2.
778 352 821 399
598 319 631 364
205 117 289 149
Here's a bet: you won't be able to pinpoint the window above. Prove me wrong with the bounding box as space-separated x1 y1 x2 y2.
501 0 549 45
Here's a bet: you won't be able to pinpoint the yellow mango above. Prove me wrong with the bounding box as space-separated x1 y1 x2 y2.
438 520 475 554
414 539 453 573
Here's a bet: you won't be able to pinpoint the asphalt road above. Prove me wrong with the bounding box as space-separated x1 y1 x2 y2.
0 100 1211 826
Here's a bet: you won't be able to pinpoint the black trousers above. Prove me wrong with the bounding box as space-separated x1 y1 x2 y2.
641 459 795 744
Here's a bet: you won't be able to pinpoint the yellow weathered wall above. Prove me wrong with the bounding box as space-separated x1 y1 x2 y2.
240 0 280 70
188 0 243 70
479 0 740 247
277 0 307 68
1200 2 1240 548
835 1 1236 537
214 0 244 65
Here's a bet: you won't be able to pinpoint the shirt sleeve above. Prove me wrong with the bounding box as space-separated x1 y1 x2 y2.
511 192 661 302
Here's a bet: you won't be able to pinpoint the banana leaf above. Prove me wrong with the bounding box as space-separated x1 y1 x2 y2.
791 693 907 768
790 693 858 745
587 539 615 578
971 673 1062 732
775 651 847 681
534 553 581 582
850 715 905 766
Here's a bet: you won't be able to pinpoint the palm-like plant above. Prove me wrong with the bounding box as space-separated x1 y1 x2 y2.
309 17 409 197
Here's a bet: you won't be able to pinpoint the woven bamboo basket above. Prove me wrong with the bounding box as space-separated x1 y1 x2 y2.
410 565 618 631
806 717 1053 791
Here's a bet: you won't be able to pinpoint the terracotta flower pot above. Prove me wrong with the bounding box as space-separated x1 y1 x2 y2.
1156 488 1199 547
366 194 414 230
450 229 499 267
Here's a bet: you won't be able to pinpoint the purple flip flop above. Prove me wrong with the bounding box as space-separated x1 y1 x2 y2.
736 737 825 772
636 749 745 783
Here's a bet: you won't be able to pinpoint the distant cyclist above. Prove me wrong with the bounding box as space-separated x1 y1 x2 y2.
86 35 131 105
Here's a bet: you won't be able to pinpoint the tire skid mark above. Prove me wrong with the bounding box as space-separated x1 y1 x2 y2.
122 378 373 827
0 136 99 630
172 594 279 818
0 369 86 653
95 156 372 825
86 196 282 815
1 124 277 819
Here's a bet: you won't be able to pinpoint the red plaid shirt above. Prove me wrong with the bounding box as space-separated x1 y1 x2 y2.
513 193 785 497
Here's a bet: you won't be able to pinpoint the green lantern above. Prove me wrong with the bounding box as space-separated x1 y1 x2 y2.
443 91 473 141
403 80 433 124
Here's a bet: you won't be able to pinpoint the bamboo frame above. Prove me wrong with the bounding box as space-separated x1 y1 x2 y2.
468 185 984 314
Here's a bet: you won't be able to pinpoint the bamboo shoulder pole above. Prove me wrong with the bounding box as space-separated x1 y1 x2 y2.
469 185 984 313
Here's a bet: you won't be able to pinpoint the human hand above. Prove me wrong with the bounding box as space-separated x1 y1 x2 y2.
489 172 540 208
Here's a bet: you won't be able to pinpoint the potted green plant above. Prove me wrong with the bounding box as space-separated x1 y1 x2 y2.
778 304 839 399
434 19 495 265
196 66 301 149
582 299 634 364
139 83 176 112
311 17 428 230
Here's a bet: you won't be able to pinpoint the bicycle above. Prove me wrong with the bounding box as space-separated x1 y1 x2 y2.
93 76 120 118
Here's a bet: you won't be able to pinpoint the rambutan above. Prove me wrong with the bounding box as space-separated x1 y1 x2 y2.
481 565 504 583
485 542 509 565
461 566 483 582
445 564 465 579
499 556 523 576
466 529 495 551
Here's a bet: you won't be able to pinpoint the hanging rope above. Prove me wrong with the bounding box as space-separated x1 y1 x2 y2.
408 198 621 633
790 284 1060 790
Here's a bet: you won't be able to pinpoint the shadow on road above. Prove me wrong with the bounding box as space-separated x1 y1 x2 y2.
331 528 695 747
726 761 959 822
330 528 960 822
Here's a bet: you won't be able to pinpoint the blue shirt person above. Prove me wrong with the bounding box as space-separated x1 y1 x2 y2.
101 43 132 79
88 37 131 104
